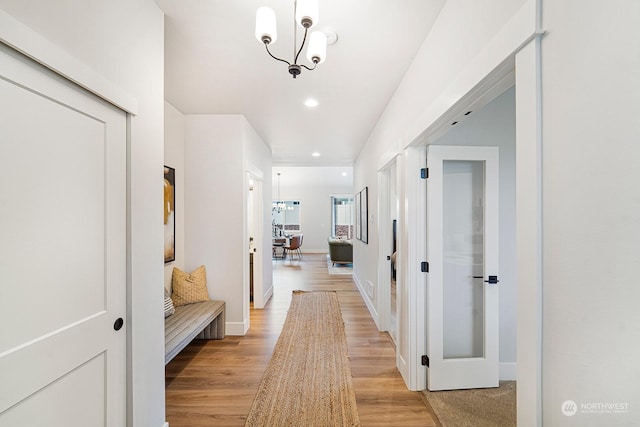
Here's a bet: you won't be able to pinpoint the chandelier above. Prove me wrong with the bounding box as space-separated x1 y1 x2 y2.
272 173 295 212
273 173 285 213
255 0 327 79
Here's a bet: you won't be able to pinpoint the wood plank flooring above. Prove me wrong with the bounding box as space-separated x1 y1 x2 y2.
165 254 440 426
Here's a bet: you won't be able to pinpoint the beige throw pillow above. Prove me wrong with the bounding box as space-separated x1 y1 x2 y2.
171 265 210 306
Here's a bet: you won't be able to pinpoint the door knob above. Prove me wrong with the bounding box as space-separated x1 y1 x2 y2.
114 318 124 331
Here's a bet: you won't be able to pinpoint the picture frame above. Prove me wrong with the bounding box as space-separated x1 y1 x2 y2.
355 191 361 240
164 166 176 263
355 187 369 244
361 187 368 244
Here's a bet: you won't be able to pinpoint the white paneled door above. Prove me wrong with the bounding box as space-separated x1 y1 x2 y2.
426 145 499 391
0 43 126 425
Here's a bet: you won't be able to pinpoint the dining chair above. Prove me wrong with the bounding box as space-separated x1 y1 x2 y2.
272 237 286 260
283 234 303 260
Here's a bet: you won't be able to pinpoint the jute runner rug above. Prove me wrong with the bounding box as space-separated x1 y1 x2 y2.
245 290 360 426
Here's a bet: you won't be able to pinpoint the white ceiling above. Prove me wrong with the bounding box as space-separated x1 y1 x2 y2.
156 0 446 166
272 166 353 198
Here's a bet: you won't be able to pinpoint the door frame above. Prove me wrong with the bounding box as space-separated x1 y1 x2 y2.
376 156 400 338
0 10 137 115
402 1 543 424
404 64 524 389
245 165 265 311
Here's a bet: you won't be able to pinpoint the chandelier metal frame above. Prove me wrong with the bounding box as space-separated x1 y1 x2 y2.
255 0 327 79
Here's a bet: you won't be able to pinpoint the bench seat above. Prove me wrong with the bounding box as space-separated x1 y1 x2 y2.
164 300 225 365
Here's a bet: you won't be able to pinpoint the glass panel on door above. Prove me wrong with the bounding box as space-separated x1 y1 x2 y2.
442 160 485 359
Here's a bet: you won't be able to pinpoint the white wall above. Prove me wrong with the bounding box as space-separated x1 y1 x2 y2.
185 115 272 335
429 87 517 376
185 115 245 334
356 0 527 169
0 1 166 426
272 166 354 252
353 0 527 388
540 1 640 425
353 0 528 312
164 102 185 290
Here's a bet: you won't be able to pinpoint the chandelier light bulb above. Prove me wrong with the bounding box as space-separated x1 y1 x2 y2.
296 0 319 28
306 31 327 64
255 6 277 44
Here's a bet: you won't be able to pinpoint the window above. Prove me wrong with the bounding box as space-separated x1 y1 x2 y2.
331 196 354 239
272 200 300 236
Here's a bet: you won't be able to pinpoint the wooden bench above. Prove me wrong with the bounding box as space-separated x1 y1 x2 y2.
164 300 225 365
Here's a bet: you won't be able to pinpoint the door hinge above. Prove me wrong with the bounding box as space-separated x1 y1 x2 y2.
421 355 429 367
421 261 429 272
420 168 429 179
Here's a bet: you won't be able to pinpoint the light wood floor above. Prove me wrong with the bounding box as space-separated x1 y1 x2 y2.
165 254 440 426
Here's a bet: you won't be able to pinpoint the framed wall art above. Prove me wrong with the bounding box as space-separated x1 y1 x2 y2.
164 165 176 263
355 191 361 240
355 187 369 244
360 186 368 244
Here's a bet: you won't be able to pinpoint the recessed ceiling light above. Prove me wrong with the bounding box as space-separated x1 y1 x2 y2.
342 172 347 176
304 98 319 107
312 152 320 157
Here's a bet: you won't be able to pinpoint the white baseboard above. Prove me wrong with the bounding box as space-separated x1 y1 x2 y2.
353 275 380 330
500 362 517 380
226 319 249 336
263 283 273 305
397 353 410 388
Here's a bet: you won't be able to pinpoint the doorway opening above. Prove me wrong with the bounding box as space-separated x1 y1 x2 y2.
423 88 516 391
330 196 355 240
377 157 401 343
247 171 265 309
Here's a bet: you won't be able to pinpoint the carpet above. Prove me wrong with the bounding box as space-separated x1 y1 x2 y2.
327 255 353 275
422 381 516 427
245 290 360 426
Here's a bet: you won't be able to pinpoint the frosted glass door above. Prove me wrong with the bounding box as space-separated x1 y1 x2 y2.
426 145 499 391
